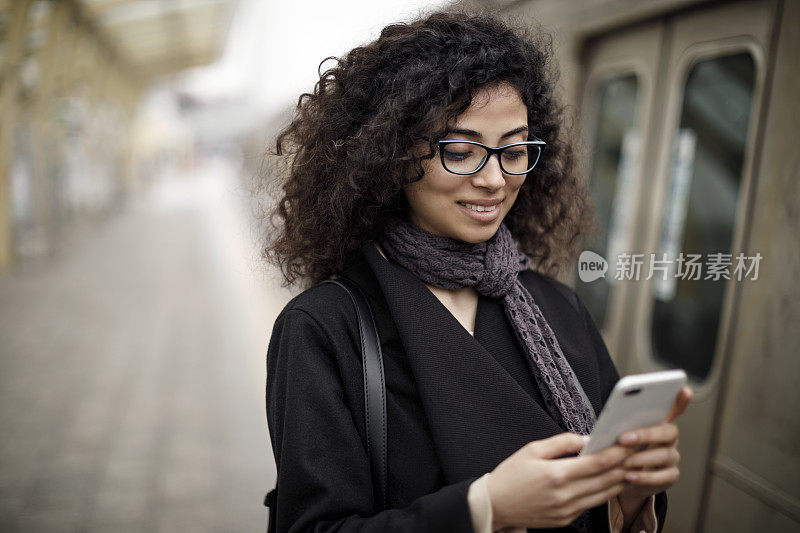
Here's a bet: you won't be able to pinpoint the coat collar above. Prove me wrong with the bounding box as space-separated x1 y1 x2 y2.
359 241 571 483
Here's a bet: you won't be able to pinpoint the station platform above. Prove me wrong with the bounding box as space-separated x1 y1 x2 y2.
0 161 286 532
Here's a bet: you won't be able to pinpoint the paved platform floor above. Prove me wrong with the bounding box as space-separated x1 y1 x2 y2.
0 162 292 532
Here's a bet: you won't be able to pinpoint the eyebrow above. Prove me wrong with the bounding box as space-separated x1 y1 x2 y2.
444 125 529 139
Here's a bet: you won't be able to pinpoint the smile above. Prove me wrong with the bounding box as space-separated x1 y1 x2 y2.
456 200 502 222
457 202 499 212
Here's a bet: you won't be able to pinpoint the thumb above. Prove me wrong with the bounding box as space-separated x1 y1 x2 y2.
528 432 588 459
665 385 693 423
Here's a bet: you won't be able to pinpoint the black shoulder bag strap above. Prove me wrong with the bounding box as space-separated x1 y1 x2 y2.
326 277 389 510
263 277 388 531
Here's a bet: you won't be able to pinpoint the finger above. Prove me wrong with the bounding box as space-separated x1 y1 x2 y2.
567 481 627 518
665 386 693 423
544 475 628 526
619 423 678 447
558 444 636 479
624 466 680 486
622 446 679 469
566 467 628 499
527 433 588 460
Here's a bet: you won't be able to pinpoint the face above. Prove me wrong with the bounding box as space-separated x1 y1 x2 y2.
403 81 529 243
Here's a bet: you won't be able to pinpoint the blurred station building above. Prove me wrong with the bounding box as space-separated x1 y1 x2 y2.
0 0 238 268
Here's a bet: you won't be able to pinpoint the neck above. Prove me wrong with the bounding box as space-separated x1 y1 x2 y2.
375 242 478 331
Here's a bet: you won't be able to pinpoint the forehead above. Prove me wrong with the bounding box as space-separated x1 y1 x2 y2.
471 82 524 106
452 82 528 126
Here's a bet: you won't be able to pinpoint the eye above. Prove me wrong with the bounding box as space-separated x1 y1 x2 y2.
442 147 475 161
502 149 526 160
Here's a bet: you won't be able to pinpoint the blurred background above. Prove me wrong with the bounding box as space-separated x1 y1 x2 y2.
0 0 797 531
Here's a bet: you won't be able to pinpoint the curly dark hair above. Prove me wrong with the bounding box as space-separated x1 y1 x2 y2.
262 9 592 288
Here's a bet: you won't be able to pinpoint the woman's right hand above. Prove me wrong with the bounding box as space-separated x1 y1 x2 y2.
486 432 636 530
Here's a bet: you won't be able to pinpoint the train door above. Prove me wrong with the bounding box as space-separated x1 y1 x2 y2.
576 1 779 531
575 20 664 360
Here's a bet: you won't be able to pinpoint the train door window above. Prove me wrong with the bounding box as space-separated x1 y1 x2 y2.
651 52 756 380
576 73 640 328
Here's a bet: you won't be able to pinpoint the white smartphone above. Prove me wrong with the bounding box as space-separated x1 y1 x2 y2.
579 369 687 455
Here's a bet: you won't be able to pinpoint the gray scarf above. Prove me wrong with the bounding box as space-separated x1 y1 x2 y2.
379 220 595 435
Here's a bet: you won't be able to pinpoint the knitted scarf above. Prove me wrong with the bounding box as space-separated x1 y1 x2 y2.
379 220 595 436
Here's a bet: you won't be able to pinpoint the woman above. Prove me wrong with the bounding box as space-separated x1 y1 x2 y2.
264 10 691 533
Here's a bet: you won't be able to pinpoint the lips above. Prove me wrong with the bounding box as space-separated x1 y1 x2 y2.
457 199 504 206
456 199 503 222
458 202 498 212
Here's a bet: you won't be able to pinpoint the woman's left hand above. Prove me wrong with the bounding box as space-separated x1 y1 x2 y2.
616 385 694 501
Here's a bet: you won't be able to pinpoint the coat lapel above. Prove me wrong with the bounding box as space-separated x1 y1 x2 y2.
361 242 565 483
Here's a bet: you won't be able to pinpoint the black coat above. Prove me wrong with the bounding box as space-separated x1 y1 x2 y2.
266 242 667 532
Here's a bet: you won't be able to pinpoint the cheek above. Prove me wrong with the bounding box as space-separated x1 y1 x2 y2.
503 180 526 212
403 182 434 221
406 171 455 206
510 178 527 199
403 181 425 208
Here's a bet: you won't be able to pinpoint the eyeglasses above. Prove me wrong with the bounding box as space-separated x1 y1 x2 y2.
436 137 546 175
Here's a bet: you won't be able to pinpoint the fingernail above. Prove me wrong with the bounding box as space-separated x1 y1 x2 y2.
620 433 638 445
625 472 639 481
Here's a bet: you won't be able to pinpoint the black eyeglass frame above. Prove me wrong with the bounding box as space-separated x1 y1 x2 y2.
436 137 546 176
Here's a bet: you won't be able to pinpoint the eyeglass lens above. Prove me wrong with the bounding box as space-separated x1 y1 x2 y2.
441 143 542 174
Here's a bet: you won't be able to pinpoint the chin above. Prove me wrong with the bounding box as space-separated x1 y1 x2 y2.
453 223 501 244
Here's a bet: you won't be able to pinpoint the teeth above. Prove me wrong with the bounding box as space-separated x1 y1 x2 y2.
459 202 498 212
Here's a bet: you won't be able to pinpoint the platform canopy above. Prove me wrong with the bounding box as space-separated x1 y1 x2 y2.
79 0 239 81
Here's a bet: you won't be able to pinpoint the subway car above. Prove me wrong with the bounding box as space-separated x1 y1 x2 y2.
470 0 799 531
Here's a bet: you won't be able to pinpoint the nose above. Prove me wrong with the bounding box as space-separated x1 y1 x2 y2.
470 152 506 190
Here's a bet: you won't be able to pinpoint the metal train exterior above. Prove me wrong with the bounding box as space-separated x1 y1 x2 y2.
465 0 799 530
